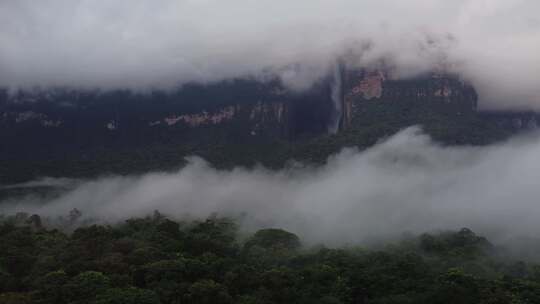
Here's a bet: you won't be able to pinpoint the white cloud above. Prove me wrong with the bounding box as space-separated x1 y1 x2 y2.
0 0 539 108
4 127 540 248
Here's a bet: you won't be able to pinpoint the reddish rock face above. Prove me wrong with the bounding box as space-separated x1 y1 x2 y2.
164 106 237 127
338 69 478 131
350 71 385 100
2 111 63 127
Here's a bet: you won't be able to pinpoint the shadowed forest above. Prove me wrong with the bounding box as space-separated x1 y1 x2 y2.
2 212 540 304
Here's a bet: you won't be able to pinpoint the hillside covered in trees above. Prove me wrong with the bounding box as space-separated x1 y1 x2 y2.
2 213 540 304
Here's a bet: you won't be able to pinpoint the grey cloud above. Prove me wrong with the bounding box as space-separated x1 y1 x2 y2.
0 0 539 108
3 127 540 248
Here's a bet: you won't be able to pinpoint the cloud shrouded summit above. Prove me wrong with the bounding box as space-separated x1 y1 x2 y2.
1 0 539 109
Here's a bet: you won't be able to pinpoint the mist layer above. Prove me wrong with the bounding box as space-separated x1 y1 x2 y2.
1 1 539 108
2 127 540 246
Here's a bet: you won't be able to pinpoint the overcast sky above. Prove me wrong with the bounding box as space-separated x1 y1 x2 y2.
1 0 539 109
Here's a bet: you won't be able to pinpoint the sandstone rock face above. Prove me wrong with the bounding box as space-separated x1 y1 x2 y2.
0 67 480 141
1 69 538 185
2 111 63 127
340 69 478 130
0 80 299 146
164 106 237 127
0 66 498 171
350 71 385 100
154 101 289 137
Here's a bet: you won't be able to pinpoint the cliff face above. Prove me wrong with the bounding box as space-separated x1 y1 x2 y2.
0 68 536 184
0 78 334 161
1 69 533 155
0 68 482 149
0 95 291 156
144 101 288 136
340 70 479 130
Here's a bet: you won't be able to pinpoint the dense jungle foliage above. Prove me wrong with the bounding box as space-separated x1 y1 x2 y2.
1 212 540 304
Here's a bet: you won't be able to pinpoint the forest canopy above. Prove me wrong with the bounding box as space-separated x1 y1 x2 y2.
1 212 540 304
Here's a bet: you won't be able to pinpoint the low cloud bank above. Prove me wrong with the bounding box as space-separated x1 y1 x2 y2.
2 127 540 247
1 1 539 109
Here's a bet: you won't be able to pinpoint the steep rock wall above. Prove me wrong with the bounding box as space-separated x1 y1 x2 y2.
340 70 478 130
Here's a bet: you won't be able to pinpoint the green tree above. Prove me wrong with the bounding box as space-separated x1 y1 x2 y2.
184 218 239 257
34 270 68 304
184 279 232 304
0 292 32 304
93 287 160 304
62 271 111 304
243 228 301 266
244 229 300 251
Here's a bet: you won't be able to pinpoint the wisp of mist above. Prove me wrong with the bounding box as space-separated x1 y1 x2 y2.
3 126 540 251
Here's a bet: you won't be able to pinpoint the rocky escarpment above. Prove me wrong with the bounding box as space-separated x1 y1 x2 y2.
0 78 336 163
139 101 289 137
1 67 538 185
0 68 482 147
340 69 479 130
1 67 531 151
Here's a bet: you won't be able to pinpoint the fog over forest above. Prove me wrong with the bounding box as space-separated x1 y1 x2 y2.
4 2 540 303
2 0 540 258
2 127 540 252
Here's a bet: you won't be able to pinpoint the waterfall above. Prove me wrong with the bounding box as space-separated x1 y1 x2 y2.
328 62 343 134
